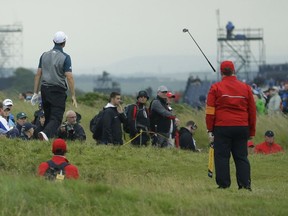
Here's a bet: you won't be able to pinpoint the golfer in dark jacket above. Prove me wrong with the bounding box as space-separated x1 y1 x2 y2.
100 92 126 145
179 121 198 151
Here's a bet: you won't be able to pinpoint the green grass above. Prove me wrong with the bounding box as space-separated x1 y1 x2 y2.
1 92 288 215
0 144 288 216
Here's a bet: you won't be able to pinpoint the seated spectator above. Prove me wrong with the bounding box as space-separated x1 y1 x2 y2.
179 120 200 152
3 98 15 124
254 130 284 154
0 101 18 138
38 138 79 179
20 122 36 140
3 105 15 128
57 110 86 141
31 102 43 125
18 92 27 101
25 91 34 101
16 112 28 133
34 111 45 139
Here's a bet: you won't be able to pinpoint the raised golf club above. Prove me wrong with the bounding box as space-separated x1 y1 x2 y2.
183 28 216 72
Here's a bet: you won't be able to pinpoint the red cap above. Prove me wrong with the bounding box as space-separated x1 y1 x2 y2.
220 61 235 74
247 140 254 148
52 138 67 153
166 91 175 98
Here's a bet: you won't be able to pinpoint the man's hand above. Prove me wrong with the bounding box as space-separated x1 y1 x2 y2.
72 96 77 108
31 93 39 106
208 131 214 143
117 104 124 113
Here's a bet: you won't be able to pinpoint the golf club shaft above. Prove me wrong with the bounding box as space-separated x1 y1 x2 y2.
184 29 216 72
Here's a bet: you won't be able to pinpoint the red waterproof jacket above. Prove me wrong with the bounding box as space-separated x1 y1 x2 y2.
254 142 284 154
206 76 256 136
38 155 79 179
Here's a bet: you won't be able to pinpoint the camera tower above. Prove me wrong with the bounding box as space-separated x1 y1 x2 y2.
217 26 265 81
0 23 23 77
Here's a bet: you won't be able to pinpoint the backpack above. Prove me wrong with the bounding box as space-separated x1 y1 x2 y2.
89 109 105 140
44 160 69 181
123 104 138 133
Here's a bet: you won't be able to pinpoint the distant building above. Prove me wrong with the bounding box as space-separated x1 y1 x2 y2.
93 71 121 94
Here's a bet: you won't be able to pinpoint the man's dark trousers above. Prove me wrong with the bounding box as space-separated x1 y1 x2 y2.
41 85 67 138
213 126 251 188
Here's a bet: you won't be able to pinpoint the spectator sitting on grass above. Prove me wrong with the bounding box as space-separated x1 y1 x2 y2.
57 110 86 142
38 138 79 179
16 112 28 133
20 122 36 140
254 130 284 154
179 120 200 152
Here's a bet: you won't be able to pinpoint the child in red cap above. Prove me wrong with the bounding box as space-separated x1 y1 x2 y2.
38 138 79 179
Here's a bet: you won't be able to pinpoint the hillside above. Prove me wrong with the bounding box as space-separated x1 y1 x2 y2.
0 92 288 215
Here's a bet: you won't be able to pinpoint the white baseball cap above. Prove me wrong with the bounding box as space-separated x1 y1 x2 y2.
3 99 13 106
53 31 68 44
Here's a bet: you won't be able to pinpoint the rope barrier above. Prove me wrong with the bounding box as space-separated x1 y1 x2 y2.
123 130 169 146
123 130 143 145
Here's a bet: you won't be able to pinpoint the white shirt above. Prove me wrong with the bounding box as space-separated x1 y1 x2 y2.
0 116 10 134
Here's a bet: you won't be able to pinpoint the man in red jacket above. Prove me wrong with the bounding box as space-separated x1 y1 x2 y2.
254 130 284 154
206 60 256 190
38 138 79 179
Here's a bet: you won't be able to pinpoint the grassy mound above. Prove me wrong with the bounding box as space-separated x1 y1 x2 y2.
0 92 287 215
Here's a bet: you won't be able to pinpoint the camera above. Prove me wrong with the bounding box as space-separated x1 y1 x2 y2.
62 123 74 134
66 124 75 134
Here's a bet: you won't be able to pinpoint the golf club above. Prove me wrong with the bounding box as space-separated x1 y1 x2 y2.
183 28 216 72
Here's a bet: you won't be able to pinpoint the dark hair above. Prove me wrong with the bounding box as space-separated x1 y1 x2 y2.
54 149 65 156
186 120 195 127
221 69 233 76
20 92 27 98
0 101 3 109
54 41 66 46
109 92 121 102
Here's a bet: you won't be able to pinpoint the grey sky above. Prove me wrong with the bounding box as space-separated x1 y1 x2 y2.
1 0 287 75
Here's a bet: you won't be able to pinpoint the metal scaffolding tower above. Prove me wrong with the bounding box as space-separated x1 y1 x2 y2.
0 23 23 77
217 27 265 81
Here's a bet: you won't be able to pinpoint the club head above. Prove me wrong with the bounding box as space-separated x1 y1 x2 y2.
183 28 188 33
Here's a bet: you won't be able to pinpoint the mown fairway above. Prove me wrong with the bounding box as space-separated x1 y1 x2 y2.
0 92 287 215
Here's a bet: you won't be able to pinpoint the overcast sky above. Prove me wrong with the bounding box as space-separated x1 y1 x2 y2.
1 0 287 75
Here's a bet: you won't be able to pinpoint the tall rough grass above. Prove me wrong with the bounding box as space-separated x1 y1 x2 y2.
0 93 287 215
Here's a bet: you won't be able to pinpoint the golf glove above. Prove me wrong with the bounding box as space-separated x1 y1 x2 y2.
31 93 39 106
208 131 214 143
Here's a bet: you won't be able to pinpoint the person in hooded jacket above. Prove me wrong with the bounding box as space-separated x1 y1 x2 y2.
179 120 199 151
127 90 150 146
100 92 126 145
